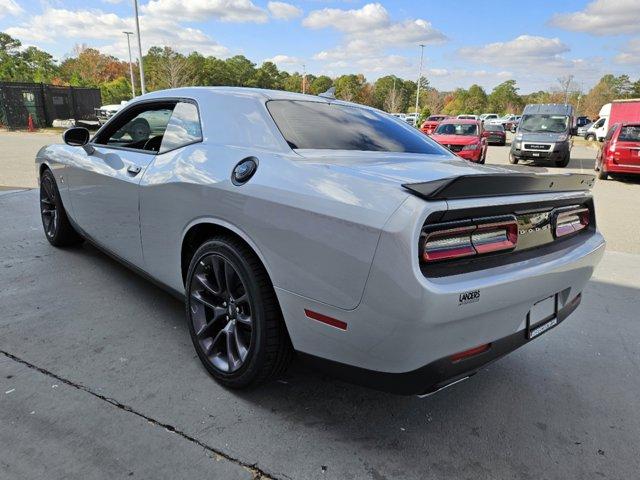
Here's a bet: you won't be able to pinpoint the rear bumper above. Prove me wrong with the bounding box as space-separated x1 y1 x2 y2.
603 156 640 174
300 293 582 395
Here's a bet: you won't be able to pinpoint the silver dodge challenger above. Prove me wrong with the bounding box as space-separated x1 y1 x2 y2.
36 87 605 396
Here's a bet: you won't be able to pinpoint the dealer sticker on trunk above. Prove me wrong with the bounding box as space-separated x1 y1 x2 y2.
459 290 480 305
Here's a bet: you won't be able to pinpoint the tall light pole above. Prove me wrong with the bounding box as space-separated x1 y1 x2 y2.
302 64 306 94
132 0 146 94
414 44 425 127
123 31 136 98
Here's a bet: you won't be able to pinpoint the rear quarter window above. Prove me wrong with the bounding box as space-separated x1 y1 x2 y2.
267 100 445 154
618 125 640 142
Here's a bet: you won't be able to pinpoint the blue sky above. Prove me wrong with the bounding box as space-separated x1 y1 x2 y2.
1 0 639 92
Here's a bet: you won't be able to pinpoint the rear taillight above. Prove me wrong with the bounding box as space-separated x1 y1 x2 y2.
554 207 589 238
421 216 518 263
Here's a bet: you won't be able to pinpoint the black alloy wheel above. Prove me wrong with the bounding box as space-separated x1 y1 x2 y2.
40 173 59 240
189 253 254 373
39 169 83 247
185 237 292 388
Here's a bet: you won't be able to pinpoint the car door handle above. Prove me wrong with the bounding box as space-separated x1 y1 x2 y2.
127 165 142 175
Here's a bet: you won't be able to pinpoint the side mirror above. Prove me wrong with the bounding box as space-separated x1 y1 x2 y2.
63 127 90 147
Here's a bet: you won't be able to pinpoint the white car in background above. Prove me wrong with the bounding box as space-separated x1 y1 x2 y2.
457 114 479 120
95 100 129 125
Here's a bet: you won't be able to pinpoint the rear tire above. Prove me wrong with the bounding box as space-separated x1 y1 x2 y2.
585 133 596 141
185 237 293 389
40 169 83 247
597 164 608 180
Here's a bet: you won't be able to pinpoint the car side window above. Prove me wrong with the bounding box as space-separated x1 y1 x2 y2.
159 102 203 153
94 102 176 152
605 124 618 141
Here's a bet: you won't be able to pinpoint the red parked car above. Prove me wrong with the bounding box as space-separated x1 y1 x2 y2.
420 115 450 135
482 123 507 145
430 119 487 163
596 122 640 180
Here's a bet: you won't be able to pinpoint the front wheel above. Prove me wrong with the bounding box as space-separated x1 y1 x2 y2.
185 237 293 389
585 134 596 141
555 153 570 168
40 169 83 247
508 153 519 164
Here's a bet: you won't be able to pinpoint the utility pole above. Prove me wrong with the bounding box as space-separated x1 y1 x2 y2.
302 64 306 94
132 0 146 94
414 44 425 127
123 31 136 98
561 74 574 105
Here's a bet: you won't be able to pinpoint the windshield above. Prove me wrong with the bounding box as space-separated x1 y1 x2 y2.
519 114 569 133
267 100 445 154
427 115 446 121
434 123 478 136
484 124 504 131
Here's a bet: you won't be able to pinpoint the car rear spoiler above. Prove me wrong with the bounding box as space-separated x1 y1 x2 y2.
402 173 595 200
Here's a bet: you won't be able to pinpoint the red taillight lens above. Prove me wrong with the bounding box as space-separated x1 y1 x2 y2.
422 226 476 262
554 208 590 238
421 216 518 263
472 219 518 254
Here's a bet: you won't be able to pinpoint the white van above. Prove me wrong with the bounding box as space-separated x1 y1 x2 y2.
584 103 611 141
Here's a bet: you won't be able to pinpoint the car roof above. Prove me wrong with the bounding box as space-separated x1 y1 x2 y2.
440 118 480 125
522 103 574 115
134 86 370 109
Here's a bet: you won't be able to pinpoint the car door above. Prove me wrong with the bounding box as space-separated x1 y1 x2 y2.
66 100 176 267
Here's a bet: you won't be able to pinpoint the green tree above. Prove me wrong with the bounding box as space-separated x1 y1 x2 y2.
225 55 256 86
335 74 367 102
252 61 280 89
466 84 488 114
487 80 522 114
310 75 333 95
100 77 133 104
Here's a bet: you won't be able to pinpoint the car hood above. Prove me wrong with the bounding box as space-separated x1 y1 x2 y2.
429 134 479 145
294 149 512 186
517 132 567 142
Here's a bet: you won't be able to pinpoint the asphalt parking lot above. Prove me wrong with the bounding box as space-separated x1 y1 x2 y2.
1 131 639 479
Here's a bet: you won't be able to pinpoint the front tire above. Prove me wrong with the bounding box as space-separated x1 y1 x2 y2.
40 169 83 247
555 152 570 168
185 237 292 389
585 133 596 141
508 153 519 164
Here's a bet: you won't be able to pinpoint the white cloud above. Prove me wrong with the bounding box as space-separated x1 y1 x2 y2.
142 0 268 23
615 38 640 64
265 54 302 65
0 0 22 18
457 35 604 91
459 35 570 66
302 3 446 63
303 3 388 32
6 8 228 58
267 2 302 20
550 0 640 36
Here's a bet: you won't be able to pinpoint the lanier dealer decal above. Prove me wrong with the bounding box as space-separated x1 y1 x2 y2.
459 290 480 305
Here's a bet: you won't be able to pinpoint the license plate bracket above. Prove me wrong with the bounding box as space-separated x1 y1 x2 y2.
532 152 540 157
527 294 558 340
